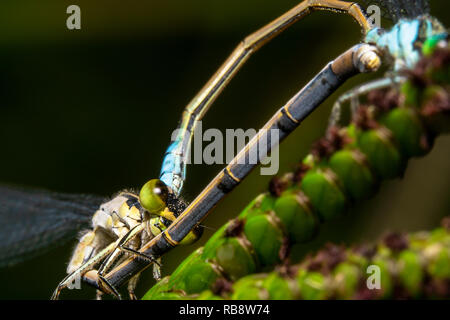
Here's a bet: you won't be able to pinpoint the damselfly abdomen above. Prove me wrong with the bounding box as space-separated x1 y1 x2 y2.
93 0 449 295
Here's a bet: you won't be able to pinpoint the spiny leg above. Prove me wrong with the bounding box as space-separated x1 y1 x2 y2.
98 225 146 274
51 241 117 300
99 43 382 291
99 236 161 299
144 220 163 280
153 257 162 280
328 76 407 128
123 227 162 299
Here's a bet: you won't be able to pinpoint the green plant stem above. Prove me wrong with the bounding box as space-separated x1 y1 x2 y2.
143 42 450 300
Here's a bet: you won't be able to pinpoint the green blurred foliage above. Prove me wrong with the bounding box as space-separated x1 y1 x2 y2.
0 0 448 299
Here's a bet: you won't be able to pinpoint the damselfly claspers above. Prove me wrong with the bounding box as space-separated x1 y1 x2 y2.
83 0 447 295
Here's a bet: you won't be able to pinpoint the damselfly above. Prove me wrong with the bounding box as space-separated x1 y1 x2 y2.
1 0 446 300
89 0 447 295
47 0 378 299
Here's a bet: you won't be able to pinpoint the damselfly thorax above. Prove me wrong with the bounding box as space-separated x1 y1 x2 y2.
92 1 447 295
52 0 379 299
68 193 149 275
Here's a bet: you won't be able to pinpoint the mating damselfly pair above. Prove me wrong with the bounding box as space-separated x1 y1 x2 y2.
0 0 448 299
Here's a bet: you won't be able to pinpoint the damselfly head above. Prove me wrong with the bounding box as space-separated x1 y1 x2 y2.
358 0 430 23
91 194 129 229
139 179 170 214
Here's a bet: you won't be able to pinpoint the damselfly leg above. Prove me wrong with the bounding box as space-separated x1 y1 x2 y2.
54 0 375 299
51 241 118 300
96 223 160 300
159 0 373 196
47 0 448 299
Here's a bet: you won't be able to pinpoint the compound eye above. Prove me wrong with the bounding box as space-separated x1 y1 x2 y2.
139 179 169 213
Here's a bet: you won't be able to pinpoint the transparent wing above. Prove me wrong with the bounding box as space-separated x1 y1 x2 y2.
0 185 104 268
358 0 430 21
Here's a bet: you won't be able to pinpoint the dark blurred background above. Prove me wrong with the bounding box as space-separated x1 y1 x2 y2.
0 0 449 299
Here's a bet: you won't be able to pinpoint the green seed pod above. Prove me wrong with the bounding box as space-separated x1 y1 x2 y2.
263 273 297 300
273 189 318 243
243 214 285 266
168 248 222 294
401 80 421 108
202 223 229 259
142 276 171 300
297 269 329 300
145 292 188 300
379 107 428 158
215 236 258 280
357 128 403 180
426 243 450 279
302 154 316 168
139 179 169 214
421 85 450 134
141 276 190 300
146 217 450 300
202 218 258 280
344 124 358 143
428 227 450 244
238 193 276 220
346 251 370 270
397 250 424 297
231 275 269 300
328 149 376 201
430 62 450 85
300 168 347 221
